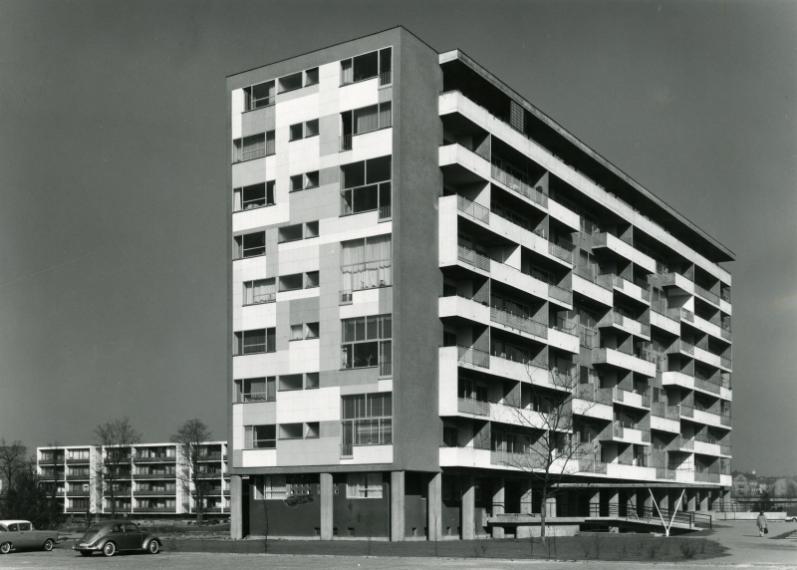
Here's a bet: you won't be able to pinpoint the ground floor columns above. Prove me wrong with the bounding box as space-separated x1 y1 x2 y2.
427 472 442 541
641 489 653 512
589 490 600 516
320 472 333 540
607 490 619 515
390 471 405 541
625 490 637 516
520 482 533 514
699 490 710 511
229 475 243 539
461 475 476 540
491 479 505 538
686 489 697 512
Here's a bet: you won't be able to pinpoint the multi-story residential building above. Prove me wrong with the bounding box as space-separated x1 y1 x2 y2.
227 27 734 540
36 442 229 516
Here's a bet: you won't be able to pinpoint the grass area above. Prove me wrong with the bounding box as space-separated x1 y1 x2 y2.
164 533 728 561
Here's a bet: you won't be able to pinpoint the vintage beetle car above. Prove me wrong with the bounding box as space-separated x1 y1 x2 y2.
0 520 59 554
73 521 161 557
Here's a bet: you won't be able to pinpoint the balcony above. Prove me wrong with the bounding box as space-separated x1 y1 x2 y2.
694 284 720 306
134 489 177 496
457 397 489 417
611 386 651 409
694 376 722 396
661 371 695 391
693 438 722 457
653 271 694 294
692 407 732 430
668 435 694 452
605 462 656 480
135 455 176 464
572 384 613 421
133 507 176 513
605 422 651 445
197 470 223 479
598 310 650 339
694 471 721 484
65 472 91 481
65 456 90 464
133 472 176 480
455 345 568 392
572 270 613 307
591 347 656 377
596 274 651 305
668 340 694 357
591 233 656 274
490 305 548 339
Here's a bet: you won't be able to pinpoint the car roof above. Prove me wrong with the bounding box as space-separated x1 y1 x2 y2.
0 520 31 525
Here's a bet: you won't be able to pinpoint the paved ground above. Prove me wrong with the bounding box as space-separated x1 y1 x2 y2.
1 520 795 569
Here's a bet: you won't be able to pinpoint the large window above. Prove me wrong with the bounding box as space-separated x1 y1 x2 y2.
254 475 315 500
234 181 275 211
232 131 274 163
245 425 275 448
340 47 391 86
340 102 392 150
243 81 275 110
243 278 275 305
346 473 383 499
235 377 276 403
341 314 392 374
341 234 391 300
233 328 276 355
340 155 391 218
233 232 265 259
341 392 392 456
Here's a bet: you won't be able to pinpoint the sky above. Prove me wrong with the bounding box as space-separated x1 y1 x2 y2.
0 0 794 474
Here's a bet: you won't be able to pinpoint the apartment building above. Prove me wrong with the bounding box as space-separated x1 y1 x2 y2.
227 27 734 540
36 442 229 516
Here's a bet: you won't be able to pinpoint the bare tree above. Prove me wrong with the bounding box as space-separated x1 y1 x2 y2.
0 439 27 496
94 418 141 517
171 418 212 522
496 367 594 544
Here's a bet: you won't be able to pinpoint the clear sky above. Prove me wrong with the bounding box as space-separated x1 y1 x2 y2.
0 0 794 474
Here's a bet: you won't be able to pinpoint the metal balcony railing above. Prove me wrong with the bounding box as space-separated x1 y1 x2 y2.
457 345 490 369
456 196 490 223
457 245 491 272
490 159 548 207
457 397 490 416
694 284 720 305
489 305 548 338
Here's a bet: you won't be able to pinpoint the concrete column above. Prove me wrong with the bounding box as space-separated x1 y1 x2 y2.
491 479 505 538
657 490 670 512
390 471 405 542
427 472 442 541
607 489 619 515
589 490 601 517
520 482 533 514
707 490 718 511
641 489 653 512
229 475 244 539
625 490 637 516
699 490 710 512
320 472 333 540
461 475 476 540
686 489 697 512
723 489 732 509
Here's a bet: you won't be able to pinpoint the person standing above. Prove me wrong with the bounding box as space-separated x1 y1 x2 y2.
756 511 768 537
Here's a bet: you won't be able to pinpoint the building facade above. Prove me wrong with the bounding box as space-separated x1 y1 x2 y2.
37 442 229 516
227 27 734 540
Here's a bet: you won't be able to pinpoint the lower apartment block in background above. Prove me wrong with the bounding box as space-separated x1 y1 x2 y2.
226 27 734 540
36 442 229 517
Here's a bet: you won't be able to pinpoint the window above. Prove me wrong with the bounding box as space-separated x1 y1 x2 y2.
233 232 265 258
305 221 319 238
290 171 319 192
243 278 275 305
305 422 319 438
234 181 275 211
341 234 392 297
340 156 391 217
341 314 392 374
243 81 275 110
255 475 314 500
279 273 303 292
232 133 266 163
305 372 319 389
340 47 391 86
233 328 276 355
305 322 319 339
289 325 304 342
279 423 303 440
341 392 392 456
235 377 276 402
245 425 275 448
289 123 303 141
305 271 319 288
304 68 319 86
290 322 319 341
305 119 319 137
278 72 302 93
278 224 303 243
346 473 384 499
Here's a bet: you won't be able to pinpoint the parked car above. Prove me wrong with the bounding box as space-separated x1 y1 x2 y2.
0 520 59 554
72 521 160 557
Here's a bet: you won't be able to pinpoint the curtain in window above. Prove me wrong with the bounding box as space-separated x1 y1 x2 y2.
379 102 392 128
354 105 378 134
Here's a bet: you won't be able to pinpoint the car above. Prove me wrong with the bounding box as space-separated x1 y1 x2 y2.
0 519 59 554
72 521 161 557
785 515 797 523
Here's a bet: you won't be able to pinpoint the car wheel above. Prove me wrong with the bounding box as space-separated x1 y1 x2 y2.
102 542 117 557
147 540 160 554
80 551 92 557
42 539 55 552
0 542 11 554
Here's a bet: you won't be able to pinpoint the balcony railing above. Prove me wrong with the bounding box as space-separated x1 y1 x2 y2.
612 386 651 408
694 377 721 395
135 455 176 464
574 383 611 405
670 436 694 451
547 239 574 263
134 472 176 480
65 456 89 464
457 345 490 368
457 245 491 272
456 195 490 224
134 489 177 496
457 397 490 416
489 306 548 338
678 404 694 418
133 507 176 513
548 283 572 305
490 159 547 207
670 340 694 355
651 401 680 420
721 356 732 369
695 471 721 483
694 284 720 305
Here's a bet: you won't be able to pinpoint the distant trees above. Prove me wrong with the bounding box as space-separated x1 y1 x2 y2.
171 418 212 522
0 439 62 528
94 418 141 517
